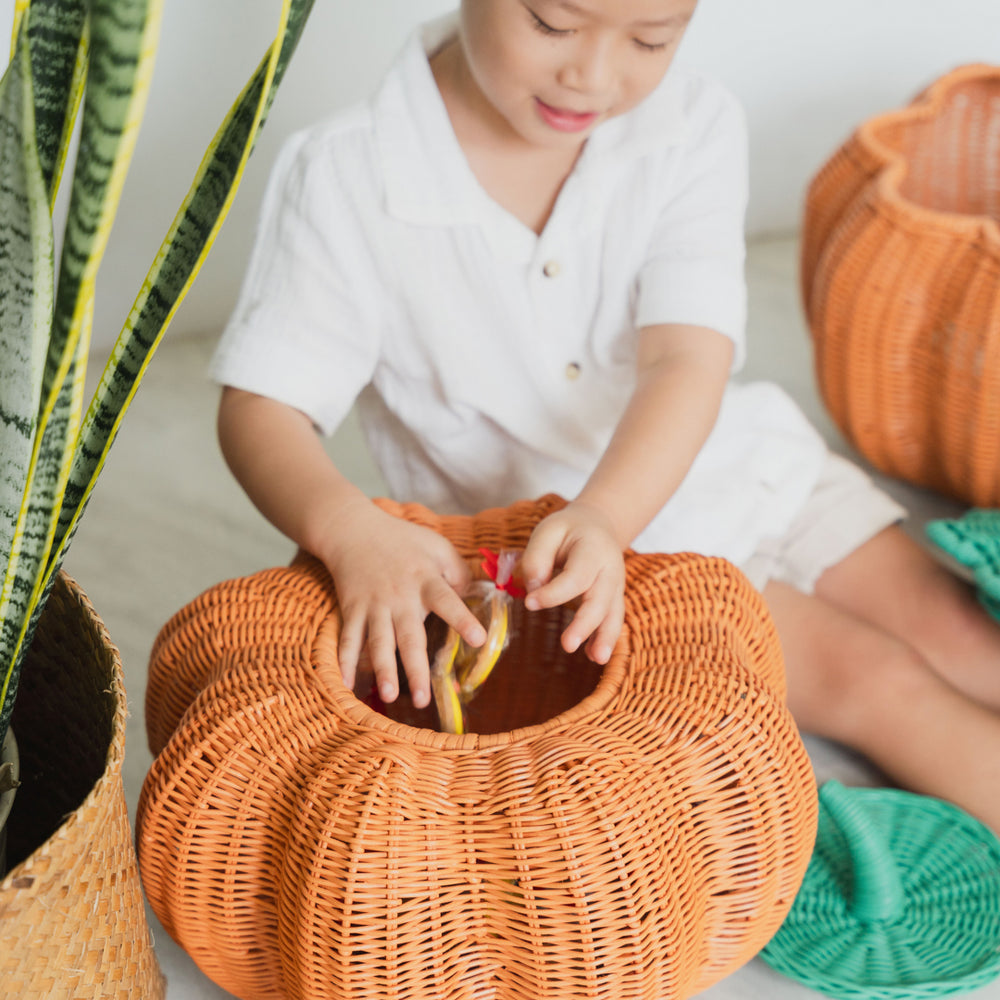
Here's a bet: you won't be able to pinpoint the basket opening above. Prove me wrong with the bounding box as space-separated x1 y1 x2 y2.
352 601 605 735
889 77 1000 223
6 576 117 870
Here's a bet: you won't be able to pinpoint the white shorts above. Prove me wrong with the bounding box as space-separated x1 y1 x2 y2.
739 452 907 593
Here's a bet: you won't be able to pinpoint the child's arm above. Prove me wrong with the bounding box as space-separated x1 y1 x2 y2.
216 387 487 708
519 322 734 662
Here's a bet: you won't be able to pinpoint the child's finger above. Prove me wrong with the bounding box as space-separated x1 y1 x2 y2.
517 525 561 596
337 610 365 691
559 575 622 654
427 577 487 649
395 617 432 709
581 595 625 665
559 595 606 654
525 559 593 611
366 611 401 703
440 549 474 594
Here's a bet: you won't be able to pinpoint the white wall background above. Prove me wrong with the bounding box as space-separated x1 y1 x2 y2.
1 0 997 347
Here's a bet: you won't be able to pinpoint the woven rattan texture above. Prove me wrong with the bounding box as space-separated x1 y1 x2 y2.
762 781 1000 999
801 64 1000 506
138 495 817 1000
926 510 1000 620
0 574 166 999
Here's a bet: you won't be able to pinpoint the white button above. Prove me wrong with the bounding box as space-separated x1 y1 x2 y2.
542 259 561 278
565 362 582 381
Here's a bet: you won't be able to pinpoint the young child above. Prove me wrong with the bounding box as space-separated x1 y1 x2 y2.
212 0 1000 833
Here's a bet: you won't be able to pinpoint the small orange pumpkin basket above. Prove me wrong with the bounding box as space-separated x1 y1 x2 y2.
137 495 816 1000
802 63 1000 506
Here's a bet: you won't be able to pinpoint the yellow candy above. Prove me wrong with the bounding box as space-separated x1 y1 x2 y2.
456 588 509 697
429 629 464 735
429 582 513 733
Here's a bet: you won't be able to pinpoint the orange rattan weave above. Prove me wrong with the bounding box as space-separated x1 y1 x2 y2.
802 64 1000 505
137 495 816 1000
0 574 166 999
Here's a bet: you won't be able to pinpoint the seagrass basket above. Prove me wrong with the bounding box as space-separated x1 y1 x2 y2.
137 495 817 1000
0 573 166 999
802 63 1000 505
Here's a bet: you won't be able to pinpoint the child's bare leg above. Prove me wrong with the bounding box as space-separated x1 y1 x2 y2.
764 580 1000 834
815 525 1000 710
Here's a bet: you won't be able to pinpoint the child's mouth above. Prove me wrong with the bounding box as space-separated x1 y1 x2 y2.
534 98 600 133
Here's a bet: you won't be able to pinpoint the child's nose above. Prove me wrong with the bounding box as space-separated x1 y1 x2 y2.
557 37 616 95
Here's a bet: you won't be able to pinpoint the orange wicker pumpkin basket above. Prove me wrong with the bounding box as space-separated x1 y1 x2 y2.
137 495 816 1000
802 63 1000 505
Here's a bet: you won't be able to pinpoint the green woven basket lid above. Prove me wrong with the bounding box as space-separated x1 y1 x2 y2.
760 780 1000 999
926 509 1000 621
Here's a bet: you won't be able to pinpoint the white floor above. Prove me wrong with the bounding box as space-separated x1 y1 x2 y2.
62 234 996 999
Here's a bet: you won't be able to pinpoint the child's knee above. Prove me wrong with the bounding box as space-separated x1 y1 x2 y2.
792 630 938 745
904 562 1000 669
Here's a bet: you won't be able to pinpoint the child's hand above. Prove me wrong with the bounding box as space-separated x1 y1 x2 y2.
518 501 626 664
320 502 487 709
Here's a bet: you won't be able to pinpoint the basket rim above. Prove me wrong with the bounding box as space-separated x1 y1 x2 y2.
311 613 632 751
853 62 1000 252
0 572 127 888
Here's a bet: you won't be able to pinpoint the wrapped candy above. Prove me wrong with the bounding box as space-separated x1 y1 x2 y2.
429 548 523 734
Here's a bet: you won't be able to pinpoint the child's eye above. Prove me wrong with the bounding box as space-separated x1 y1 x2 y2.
529 10 571 36
634 38 669 53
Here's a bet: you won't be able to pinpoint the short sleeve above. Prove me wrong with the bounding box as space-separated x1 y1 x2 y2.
633 81 749 370
209 122 383 435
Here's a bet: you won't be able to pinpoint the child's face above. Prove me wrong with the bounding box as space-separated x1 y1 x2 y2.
456 0 698 148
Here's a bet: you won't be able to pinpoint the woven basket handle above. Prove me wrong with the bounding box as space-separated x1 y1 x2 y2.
819 780 905 923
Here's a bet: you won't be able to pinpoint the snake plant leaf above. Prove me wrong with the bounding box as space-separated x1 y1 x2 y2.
0 0 315 743
20 0 161 589
19 0 89 204
21 0 161 605
51 0 314 571
0 19 54 729
0 0 163 741
42 0 162 406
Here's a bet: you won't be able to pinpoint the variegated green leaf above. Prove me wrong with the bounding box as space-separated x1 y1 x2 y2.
14 0 158 641
52 0 313 569
22 0 161 584
42 0 162 406
0 0 163 739
0 20 55 738
9 1 28 50
23 0 89 204
1 0 315 742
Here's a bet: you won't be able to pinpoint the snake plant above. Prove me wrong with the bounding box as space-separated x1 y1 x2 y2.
0 0 315 744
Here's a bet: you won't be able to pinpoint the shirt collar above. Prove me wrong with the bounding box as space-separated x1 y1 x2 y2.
372 13 689 228
373 14 485 227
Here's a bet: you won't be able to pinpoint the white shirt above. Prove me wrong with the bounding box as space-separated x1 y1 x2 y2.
211 15 826 567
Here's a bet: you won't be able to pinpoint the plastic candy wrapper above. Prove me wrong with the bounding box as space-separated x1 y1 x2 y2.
430 548 523 734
